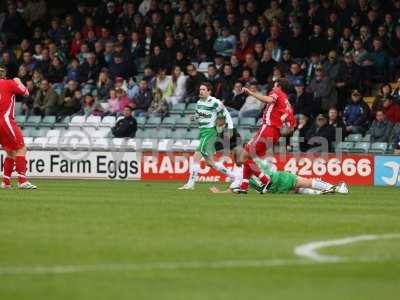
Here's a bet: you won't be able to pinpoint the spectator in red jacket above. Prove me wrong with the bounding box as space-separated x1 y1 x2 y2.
234 30 254 62
382 98 400 124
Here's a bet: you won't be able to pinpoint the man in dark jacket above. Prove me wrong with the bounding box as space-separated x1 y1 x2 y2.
343 89 370 134
112 106 137 138
223 82 247 117
185 64 207 102
367 110 393 143
132 80 152 116
306 113 336 153
290 80 320 118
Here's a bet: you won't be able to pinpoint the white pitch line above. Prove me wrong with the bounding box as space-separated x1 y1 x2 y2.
294 233 400 262
1 234 399 276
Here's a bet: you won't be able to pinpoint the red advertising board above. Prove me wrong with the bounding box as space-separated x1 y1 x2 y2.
141 152 374 185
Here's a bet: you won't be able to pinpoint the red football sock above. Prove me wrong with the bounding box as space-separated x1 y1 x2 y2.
2 157 15 186
15 156 27 184
239 160 253 190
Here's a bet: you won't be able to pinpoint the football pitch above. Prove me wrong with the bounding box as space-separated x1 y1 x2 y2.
0 180 399 300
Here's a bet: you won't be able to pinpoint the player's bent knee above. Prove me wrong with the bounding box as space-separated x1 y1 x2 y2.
15 146 27 156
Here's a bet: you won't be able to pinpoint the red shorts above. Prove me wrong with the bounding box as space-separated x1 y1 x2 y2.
0 118 25 152
245 125 280 157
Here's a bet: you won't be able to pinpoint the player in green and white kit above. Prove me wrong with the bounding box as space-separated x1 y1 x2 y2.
210 159 349 195
179 82 238 190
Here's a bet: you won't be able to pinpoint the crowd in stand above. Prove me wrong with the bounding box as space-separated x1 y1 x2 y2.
0 0 400 149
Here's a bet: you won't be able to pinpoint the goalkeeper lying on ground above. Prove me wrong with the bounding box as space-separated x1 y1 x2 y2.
210 159 349 195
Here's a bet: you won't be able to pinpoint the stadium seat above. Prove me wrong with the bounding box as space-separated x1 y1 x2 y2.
100 116 116 128
46 137 60 150
231 117 239 127
25 116 42 128
198 62 212 73
369 142 388 154
362 134 371 142
93 138 110 150
100 102 110 111
169 103 186 115
171 128 188 139
46 129 62 138
54 116 71 128
135 128 145 138
22 127 32 137
85 116 101 128
41 116 56 128
158 128 173 139
353 142 370 152
161 116 176 128
239 117 256 129
175 115 191 128
69 115 86 128
345 134 363 142
186 129 199 140
23 137 34 148
30 137 48 150
92 128 111 138
135 116 147 128
145 116 162 128
29 128 48 138
185 103 197 113
336 142 354 152
15 115 26 127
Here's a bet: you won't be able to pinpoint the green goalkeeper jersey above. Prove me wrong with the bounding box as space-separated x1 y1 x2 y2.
195 96 233 129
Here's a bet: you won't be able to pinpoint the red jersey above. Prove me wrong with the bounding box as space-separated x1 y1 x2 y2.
262 87 288 128
0 79 29 120
285 101 296 129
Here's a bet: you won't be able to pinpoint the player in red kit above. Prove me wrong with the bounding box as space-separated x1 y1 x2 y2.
234 79 292 194
0 66 37 189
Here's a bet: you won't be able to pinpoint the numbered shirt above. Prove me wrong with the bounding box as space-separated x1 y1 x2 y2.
262 88 287 128
195 96 233 129
0 79 29 120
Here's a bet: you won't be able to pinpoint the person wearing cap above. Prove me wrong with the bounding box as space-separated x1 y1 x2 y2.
290 80 319 118
307 65 338 112
305 113 335 152
343 89 370 134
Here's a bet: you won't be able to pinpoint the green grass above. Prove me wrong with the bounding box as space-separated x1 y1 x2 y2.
0 180 399 300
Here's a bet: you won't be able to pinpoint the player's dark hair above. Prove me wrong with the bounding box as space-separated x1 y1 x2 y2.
200 82 213 93
0 66 6 79
276 78 291 93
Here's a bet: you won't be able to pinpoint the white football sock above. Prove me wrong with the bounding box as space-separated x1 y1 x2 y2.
311 179 334 191
186 162 200 187
297 188 322 195
214 161 235 179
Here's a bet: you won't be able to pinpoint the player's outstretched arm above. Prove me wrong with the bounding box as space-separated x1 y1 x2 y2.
242 87 275 103
13 77 29 96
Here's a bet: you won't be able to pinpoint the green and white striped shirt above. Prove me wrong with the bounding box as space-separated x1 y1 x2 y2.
195 96 233 129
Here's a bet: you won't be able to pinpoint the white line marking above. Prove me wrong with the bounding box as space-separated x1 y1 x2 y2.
295 234 400 262
1 234 399 276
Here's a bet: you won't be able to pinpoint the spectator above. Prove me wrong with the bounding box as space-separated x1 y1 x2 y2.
239 81 264 118
207 64 220 93
234 30 253 62
256 50 277 85
395 133 400 155
148 88 169 118
116 88 133 115
279 50 294 75
223 82 247 117
96 70 113 101
343 89 370 134
106 89 119 115
372 83 394 113
1 52 18 79
21 80 38 116
328 107 345 140
336 53 362 110
112 106 137 138
57 80 81 117
149 45 166 72
33 79 59 116
323 51 341 82
154 67 173 99
239 67 256 86
21 51 36 73
47 57 66 90
213 27 237 58
365 37 389 80
305 114 336 152
296 113 313 152
108 55 132 81
286 63 305 88
305 53 322 84
290 80 320 118
185 64 207 102
392 78 400 103
166 65 187 106
382 97 400 124
17 65 30 84
132 79 152 116
66 59 80 82
265 39 282 62
230 55 243 79
367 110 393 143
81 94 104 117
286 23 307 59
217 63 236 101
307 66 338 112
